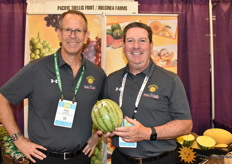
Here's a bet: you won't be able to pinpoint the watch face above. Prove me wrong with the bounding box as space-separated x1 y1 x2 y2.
150 134 157 140
150 127 157 140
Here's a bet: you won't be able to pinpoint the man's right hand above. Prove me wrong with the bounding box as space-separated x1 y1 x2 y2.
14 136 47 163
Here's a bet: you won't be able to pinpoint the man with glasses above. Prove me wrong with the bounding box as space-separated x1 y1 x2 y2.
0 10 106 164
102 22 192 163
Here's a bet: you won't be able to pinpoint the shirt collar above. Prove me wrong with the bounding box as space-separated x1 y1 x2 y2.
123 58 156 77
56 48 86 69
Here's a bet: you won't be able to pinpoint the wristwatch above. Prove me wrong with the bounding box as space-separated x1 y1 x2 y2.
11 132 22 141
150 127 157 140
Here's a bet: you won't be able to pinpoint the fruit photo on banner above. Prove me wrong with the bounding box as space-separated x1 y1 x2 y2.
28 14 102 67
27 14 103 164
105 15 178 75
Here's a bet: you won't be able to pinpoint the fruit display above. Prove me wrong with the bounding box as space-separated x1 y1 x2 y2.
149 20 174 38
106 23 123 49
196 136 216 150
91 99 123 133
44 14 61 31
29 34 56 61
1 135 27 162
177 134 195 147
91 138 103 164
82 36 101 67
203 128 232 145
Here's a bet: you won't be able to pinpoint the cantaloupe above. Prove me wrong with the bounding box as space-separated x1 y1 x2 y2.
203 128 232 145
196 136 216 150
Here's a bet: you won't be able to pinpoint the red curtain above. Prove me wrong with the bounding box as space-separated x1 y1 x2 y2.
0 0 27 132
137 0 211 135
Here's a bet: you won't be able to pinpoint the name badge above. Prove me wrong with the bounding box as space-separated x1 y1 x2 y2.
54 99 77 128
119 118 137 148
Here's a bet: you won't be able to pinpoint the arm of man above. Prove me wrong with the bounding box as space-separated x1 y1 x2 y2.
0 94 47 163
155 119 192 140
113 117 192 142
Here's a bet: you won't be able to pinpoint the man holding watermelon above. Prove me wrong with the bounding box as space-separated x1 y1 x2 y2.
102 22 193 163
0 10 106 164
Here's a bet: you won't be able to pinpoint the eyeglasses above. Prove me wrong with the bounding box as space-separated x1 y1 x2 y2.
60 28 86 36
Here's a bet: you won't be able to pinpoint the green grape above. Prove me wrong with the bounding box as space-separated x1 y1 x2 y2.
40 48 45 54
34 49 40 55
30 52 35 59
34 55 40 59
29 33 56 61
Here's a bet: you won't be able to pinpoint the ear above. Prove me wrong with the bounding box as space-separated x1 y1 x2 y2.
84 31 90 43
122 41 126 54
57 29 62 41
150 43 153 53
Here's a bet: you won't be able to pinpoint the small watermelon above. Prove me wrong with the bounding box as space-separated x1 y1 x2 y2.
91 99 123 133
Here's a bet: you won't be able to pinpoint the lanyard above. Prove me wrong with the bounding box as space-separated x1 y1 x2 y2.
119 73 149 119
54 53 85 102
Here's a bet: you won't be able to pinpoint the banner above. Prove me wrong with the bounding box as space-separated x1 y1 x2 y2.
105 14 178 75
27 1 138 14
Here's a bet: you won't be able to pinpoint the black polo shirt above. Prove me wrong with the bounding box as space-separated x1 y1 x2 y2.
0 49 106 152
104 59 191 158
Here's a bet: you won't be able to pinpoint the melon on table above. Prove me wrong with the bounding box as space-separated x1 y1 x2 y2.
176 134 195 147
203 128 232 145
91 99 123 133
196 136 216 150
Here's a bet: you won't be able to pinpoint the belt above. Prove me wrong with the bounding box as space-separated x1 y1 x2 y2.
41 149 83 160
117 149 170 163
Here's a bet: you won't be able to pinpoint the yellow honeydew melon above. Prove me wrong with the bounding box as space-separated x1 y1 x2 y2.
196 136 216 150
203 128 232 145
224 152 232 164
214 144 228 148
177 134 195 147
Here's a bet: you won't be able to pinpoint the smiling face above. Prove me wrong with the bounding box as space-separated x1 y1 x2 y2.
57 13 89 57
123 27 153 75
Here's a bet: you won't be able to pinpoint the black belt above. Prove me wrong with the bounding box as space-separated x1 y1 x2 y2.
117 149 170 163
41 149 83 160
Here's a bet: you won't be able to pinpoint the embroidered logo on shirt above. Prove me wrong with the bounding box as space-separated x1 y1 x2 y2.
143 84 159 99
86 76 95 84
84 76 96 90
148 84 158 92
51 79 58 83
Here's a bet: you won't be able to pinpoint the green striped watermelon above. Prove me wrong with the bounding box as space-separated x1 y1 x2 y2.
91 99 123 133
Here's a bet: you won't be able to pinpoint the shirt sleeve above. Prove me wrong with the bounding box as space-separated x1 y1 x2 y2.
169 75 192 120
0 63 34 105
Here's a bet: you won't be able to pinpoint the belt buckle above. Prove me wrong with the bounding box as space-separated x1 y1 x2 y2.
134 157 143 164
64 152 70 160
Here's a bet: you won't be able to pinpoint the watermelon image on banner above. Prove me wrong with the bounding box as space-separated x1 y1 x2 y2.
91 99 123 133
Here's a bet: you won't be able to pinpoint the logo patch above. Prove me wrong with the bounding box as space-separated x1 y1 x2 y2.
84 76 96 90
86 76 95 84
148 84 158 92
144 84 159 99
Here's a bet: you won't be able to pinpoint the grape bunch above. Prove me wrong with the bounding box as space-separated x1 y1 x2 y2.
82 36 101 67
30 34 56 61
44 14 61 31
91 138 103 164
